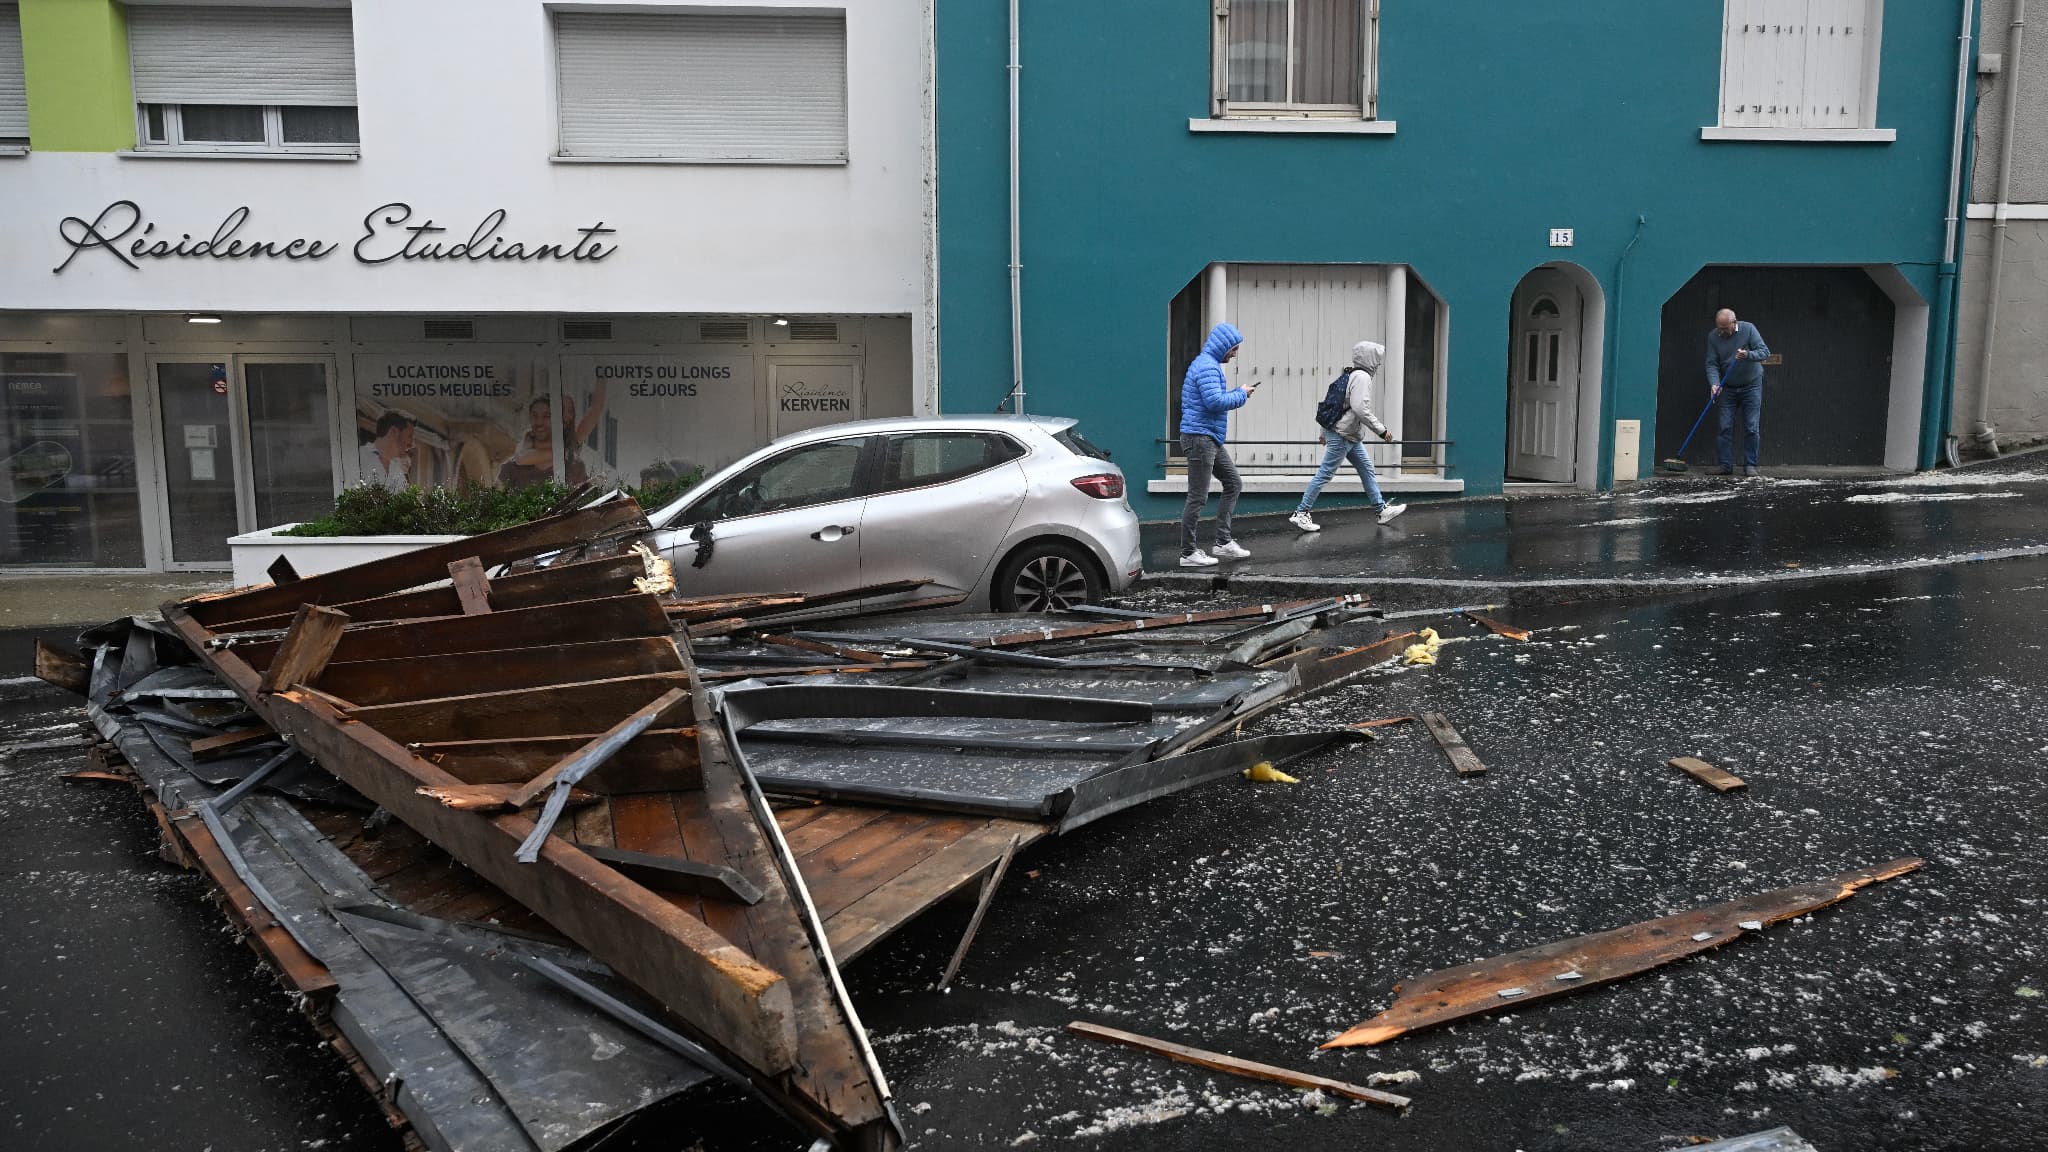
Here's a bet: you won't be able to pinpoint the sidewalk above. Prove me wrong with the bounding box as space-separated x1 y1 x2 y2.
0 572 230 683
1142 457 2048 606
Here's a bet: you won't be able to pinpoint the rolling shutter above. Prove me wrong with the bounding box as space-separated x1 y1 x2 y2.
0 5 26 139
129 6 358 106
555 11 847 163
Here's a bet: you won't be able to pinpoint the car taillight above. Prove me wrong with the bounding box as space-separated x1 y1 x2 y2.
1071 473 1124 499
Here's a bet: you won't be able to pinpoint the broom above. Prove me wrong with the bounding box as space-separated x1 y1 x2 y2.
1659 360 1740 474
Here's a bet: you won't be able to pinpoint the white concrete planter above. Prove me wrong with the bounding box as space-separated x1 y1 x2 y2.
228 525 466 588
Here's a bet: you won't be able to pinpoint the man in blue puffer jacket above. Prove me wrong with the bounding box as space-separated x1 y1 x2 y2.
1178 322 1259 566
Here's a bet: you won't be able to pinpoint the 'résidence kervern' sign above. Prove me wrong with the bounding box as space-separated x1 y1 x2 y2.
53 200 618 274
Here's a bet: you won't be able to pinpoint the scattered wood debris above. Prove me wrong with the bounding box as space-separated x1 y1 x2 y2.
1348 716 1415 730
1322 858 1923 1048
1419 712 1488 775
1067 1021 1411 1111
1462 611 1531 641
1670 755 1747 792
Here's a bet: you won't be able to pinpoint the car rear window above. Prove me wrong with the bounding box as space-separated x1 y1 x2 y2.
1053 427 1112 461
873 432 1024 494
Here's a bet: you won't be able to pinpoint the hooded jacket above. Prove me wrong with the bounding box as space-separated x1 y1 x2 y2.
1179 323 1248 442
1332 341 1389 444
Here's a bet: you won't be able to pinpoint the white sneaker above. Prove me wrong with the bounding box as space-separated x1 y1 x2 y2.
1289 511 1321 533
1179 549 1219 568
1377 502 1408 525
1212 540 1251 560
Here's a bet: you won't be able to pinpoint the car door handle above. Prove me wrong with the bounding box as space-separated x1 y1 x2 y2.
810 524 856 542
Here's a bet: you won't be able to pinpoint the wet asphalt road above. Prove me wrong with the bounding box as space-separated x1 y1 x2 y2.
5 552 2048 1150
1143 464 2048 584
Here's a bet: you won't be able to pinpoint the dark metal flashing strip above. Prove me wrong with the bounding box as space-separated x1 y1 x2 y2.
207 745 299 814
719 683 1155 730
1208 599 1341 644
741 726 1160 756
517 955 764 1108
580 844 764 905
748 774 1059 821
131 707 223 737
1058 731 1363 835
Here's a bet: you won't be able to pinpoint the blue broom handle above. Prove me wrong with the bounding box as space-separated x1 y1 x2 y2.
1676 360 1741 457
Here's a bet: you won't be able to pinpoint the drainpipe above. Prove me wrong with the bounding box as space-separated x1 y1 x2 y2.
1926 0 1978 468
1972 0 2026 457
1004 0 1025 415
1600 215 1646 489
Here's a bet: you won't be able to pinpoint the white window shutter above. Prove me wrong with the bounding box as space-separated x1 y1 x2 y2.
0 4 27 138
1721 0 1877 130
128 6 358 106
555 12 848 163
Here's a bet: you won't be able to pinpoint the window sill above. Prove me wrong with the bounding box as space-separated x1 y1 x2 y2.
1700 127 1895 143
119 148 360 161
1188 117 1396 136
0 145 27 157
551 154 847 167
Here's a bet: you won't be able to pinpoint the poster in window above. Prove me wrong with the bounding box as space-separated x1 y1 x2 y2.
770 361 859 439
558 353 756 494
351 354 548 490
1 353 144 568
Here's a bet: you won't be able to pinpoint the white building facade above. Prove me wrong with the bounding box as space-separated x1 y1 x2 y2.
0 0 935 570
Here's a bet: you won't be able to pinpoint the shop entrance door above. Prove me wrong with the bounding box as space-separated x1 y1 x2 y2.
151 356 337 568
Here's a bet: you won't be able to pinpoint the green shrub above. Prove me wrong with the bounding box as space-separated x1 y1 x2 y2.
280 471 703 538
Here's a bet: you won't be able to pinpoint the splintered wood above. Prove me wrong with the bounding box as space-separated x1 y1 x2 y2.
1068 1022 1412 1110
1420 712 1487 775
1463 611 1531 641
1670 756 1747 792
1322 858 1923 1048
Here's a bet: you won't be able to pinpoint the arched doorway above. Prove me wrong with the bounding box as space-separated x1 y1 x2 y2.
1506 264 1605 486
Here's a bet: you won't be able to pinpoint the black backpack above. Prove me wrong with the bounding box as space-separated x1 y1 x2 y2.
1314 370 1352 431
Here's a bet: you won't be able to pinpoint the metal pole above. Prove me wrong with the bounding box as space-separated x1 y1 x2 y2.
1007 0 1024 414
1926 0 1978 467
1972 0 2025 456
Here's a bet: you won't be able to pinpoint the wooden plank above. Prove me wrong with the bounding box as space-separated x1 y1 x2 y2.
211 553 648 632
755 634 890 664
670 792 755 958
571 797 616 849
348 672 693 744
164 608 802 1081
448 556 493 615
822 820 1047 963
189 727 278 760
415 781 602 812
237 593 671 671
611 793 703 922
60 769 134 785
1323 858 1925 1049
783 806 895 858
1420 712 1488 776
508 688 691 808
1069 1022 1410 1111
316 636 685 707
1670 756 1747 792
936 835 1020 991
258 604 350 694
804 813 960 922
183 499 647 626
412 730 700 792
32 639 89 695
1348 716 1415 730
1464 611 1532 641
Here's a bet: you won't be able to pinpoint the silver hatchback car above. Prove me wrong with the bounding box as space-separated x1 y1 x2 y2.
646 415 1141 617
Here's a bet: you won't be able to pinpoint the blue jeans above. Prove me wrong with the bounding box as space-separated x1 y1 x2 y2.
1295 429 1385 513
1179 434 1240 555
1716 383 1763 469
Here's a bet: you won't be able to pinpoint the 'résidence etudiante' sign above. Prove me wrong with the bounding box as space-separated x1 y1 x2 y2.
52 200 618 273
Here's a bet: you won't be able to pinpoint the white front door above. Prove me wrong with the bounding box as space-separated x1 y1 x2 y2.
1507 270 1581 483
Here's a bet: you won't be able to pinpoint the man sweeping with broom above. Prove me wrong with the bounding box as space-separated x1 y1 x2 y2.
1705 308 1770 477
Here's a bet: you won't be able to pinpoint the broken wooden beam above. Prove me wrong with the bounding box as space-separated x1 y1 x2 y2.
1419 712 1487 775
1349 716 1415 731
448 556 493 615
1322 857 1924 1049
1068 1021 1411 1111
936 834 1020 991
258 604 350 694
508 687 691 809
1670 756 1747 792
415 781 602 812
1463 611 1531 641
190 727 280 760
32 638 90 695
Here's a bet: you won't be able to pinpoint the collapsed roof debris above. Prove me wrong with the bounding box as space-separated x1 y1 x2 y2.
36 495 1426 1150
1322 859 1924 1049
1066 1021 1412 1111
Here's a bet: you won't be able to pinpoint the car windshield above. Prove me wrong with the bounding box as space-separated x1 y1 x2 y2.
1052 426 1112 461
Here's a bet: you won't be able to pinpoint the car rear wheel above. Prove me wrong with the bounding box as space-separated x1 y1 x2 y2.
993 541 1104 613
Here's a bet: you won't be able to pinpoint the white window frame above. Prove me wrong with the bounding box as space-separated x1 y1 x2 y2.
1196 0 1392 135
136 103 360 156
1704 0 1895 143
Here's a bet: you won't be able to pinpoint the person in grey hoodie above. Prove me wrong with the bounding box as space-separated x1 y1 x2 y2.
1290 340 1408 532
